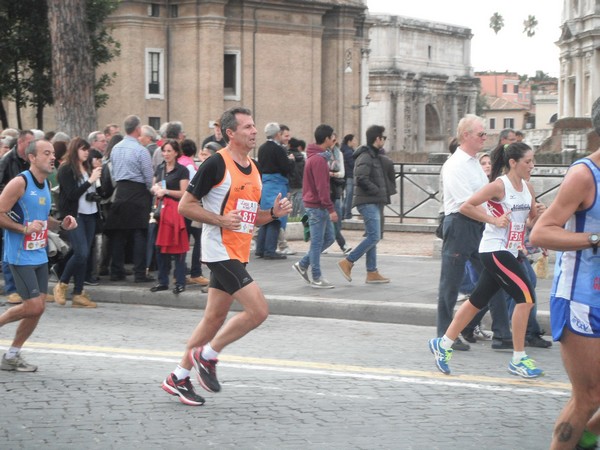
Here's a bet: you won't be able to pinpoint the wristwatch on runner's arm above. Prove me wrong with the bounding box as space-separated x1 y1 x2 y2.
589 233 600 254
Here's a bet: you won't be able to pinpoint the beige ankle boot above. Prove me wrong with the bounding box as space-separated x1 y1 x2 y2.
337 258 354 281
365 271 390 284
53 282 68 305
72 292 97 308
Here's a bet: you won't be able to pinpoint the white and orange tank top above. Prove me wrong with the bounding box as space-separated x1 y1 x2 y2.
479 175 531 257
201 149 262 263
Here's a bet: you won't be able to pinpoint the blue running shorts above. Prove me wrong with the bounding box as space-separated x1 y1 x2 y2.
551 296 600 341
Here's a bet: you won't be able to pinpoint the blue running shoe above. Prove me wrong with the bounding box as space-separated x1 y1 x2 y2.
428 338 452 375
508 356 544 378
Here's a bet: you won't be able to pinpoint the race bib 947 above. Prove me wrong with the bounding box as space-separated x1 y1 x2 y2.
24 220 48 250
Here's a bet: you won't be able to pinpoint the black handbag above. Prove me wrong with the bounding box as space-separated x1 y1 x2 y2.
150 165 165 222
152 198 163 221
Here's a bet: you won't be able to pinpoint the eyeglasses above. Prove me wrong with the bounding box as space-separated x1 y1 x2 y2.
476 132 487 138
381 136 387 141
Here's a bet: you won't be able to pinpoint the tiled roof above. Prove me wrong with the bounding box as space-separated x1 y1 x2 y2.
485 96 528 111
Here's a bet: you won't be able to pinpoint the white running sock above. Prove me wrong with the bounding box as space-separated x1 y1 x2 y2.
173 365 190 380
512 351 527 364
202 343 219 360
440 335 454 350
6 347 20 359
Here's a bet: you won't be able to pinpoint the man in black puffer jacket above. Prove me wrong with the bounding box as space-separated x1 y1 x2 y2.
0 130 34 305
337 125 390 285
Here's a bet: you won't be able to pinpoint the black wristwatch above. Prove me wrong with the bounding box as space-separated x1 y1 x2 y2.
270 207 278 221
589 233 600 254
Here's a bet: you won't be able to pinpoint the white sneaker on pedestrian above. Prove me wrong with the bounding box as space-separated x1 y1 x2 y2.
473 325 493 340
280 247 297 256
292 262 311 284
457 292 470 303
310 278 334 289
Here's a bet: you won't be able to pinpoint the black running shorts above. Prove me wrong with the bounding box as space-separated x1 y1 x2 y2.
206 260 254 295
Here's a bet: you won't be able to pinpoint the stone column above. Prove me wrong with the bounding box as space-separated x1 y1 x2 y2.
416 80 426 153
360 48 371 142
575 51 583 116
447 84 457 136
592 51 600 109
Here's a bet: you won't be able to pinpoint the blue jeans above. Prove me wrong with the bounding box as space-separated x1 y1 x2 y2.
156 252 186 287
185 218 202 277
459 260 478 294
343 178 354 219
256 220 281 257
299 207 335 280
146 222 158 270
333 198 346 249
61 213 97 294
346 203 380 272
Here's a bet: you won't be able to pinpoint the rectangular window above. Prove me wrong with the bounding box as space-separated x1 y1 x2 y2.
145 48 164 99
428 45 432 60
503 118 514 129
169 5 178 18
224 51 241 101
149 117 161 130
489 118 496 130
514 85 519 94
149 53 160 94
148 4 159 17
502 84 507 93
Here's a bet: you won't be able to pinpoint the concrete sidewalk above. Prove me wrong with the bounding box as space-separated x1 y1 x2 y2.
15 229 552 331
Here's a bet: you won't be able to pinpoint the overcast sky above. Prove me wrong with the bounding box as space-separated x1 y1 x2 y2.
366 0 563 78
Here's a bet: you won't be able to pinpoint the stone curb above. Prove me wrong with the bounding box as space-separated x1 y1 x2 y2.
45 284 550 331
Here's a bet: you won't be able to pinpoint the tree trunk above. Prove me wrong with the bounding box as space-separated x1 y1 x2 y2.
36 101 44 130
0 102 8 129
47 0 96 137
13 60 22 130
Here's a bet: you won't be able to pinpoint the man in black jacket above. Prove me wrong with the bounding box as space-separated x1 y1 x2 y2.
0 130 34 305
0 130 34 192
337 125 390 284
255 122 294 259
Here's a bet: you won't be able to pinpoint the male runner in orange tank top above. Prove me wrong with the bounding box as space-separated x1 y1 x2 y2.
160 107 292 406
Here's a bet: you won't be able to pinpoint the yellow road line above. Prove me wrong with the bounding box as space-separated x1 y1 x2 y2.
0 339 571 391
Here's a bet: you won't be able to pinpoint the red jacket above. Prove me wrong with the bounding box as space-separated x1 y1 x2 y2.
156 197 189 254
302 143 334 213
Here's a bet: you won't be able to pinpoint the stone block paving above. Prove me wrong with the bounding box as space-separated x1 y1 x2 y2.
0 303 567 449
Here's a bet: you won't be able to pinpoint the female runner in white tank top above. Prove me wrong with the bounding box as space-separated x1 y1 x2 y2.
429 142 543 379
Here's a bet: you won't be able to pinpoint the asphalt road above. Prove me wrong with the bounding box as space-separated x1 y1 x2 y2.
0 303 568 449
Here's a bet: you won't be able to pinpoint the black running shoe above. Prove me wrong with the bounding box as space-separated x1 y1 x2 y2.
161 373 205 406
190 347 221 393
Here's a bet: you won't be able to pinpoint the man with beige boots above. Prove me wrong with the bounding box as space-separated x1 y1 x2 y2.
337 125 390 284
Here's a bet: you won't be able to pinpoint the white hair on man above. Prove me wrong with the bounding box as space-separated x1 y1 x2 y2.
141 125 158 141
51 131 71 144
264 122 280 139
30 129 45 140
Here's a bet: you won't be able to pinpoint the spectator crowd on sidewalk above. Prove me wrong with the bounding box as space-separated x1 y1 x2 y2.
0 113 373 306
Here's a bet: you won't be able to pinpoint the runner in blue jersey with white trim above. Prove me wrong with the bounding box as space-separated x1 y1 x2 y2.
530 96 600 450
0 139 77 372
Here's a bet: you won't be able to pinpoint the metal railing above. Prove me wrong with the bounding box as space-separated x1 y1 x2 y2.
374 163 569 224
